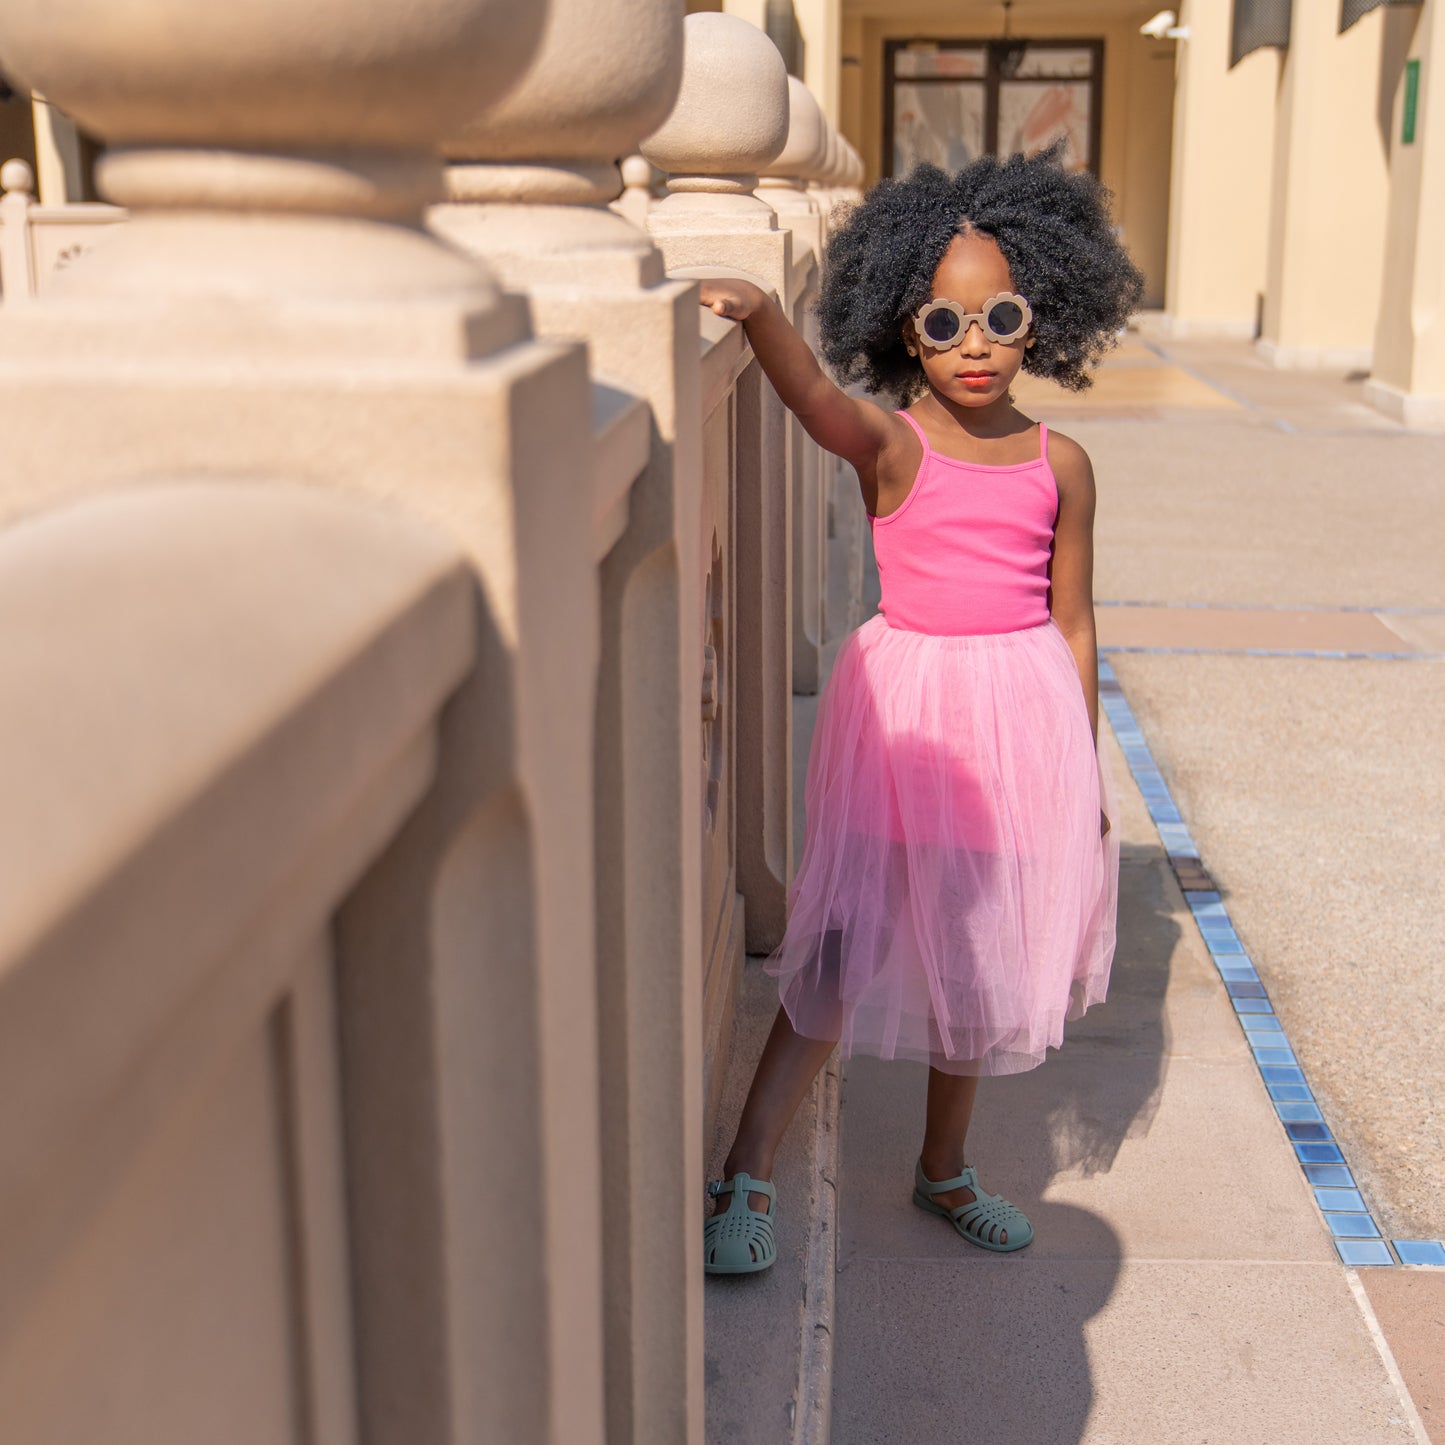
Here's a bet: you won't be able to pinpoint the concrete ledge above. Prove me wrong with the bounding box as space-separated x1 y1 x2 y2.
1257 337 1373 371
1364 376 1445 429
1135 311 1258 341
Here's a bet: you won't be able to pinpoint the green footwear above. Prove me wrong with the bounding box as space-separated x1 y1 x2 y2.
704 1173 777 1275
912 1159 1034 1253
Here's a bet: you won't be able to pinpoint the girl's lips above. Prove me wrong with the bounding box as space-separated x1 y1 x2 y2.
958 373 995 385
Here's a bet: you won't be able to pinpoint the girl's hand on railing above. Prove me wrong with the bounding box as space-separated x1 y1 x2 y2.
699 278 767 323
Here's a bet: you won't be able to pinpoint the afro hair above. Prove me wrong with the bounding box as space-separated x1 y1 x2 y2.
816 149 1145 402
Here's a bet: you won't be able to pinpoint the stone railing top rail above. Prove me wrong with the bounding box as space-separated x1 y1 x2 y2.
0 484 474 1234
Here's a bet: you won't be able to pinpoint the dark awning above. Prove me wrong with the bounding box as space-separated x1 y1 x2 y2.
1340 0 1422 33
1231 0 1292 69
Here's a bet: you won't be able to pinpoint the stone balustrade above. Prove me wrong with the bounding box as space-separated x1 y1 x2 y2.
0 485 475 1445
0 157 126 301
0 1 863 1440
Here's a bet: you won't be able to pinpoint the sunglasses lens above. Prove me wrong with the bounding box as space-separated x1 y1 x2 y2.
986 299 1024 338
921 308 961 344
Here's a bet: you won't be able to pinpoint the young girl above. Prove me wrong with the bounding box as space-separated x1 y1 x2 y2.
700 151 1141 1272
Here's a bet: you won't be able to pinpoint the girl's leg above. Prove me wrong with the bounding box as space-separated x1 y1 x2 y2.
721 1004 837 1212
920 1067 1009 1243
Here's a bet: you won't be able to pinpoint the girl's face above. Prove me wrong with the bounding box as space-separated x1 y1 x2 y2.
904 230 1032 409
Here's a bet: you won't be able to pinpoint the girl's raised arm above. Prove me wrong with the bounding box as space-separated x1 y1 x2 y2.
700 279 894 474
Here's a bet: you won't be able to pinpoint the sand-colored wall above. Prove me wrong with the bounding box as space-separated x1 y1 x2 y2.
795 0 843 124
845 9 1174 308
719 0 843 121
1368 3 1445 421
1260 1 1413 367
1163 0 1278 335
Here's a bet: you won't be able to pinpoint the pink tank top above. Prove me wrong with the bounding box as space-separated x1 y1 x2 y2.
869 410 1058 636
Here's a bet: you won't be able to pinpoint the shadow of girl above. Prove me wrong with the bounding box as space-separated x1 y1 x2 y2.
833 842 1179 1444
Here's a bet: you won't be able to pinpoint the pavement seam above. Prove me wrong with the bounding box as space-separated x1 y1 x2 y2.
1099 658 1445 1270
1344 1269 1435 1445
792 1054 839 1445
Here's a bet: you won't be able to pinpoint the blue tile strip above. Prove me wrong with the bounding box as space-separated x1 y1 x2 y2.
1098 658 1445 1269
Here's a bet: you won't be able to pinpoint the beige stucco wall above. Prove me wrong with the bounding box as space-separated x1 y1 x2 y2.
718 0 843 122
843 8 1174 308
1163 0 1278 336
1368 3 1444 421
1260 1 1414 367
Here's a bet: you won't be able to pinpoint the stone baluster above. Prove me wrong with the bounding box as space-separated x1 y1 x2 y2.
641 11 796 951
841 136 866 199
756 76 829 695
756 76 829 263
426 6 709 1441
0 157 35 300
0 3 611 1442
807 126 841 221
642 12 791 289
612 153 662 230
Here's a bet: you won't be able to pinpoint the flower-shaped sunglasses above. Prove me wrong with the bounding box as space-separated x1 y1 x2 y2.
912 293 1033 350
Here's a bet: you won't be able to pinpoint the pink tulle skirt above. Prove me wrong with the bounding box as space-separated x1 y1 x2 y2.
767 614 1118 1076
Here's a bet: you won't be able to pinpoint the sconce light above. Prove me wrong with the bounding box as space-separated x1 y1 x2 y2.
1140 9 1190 39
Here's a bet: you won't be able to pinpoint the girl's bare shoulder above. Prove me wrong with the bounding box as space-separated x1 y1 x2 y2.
1043 426 1096 495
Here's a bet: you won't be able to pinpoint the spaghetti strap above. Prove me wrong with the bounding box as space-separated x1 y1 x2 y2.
896 408 930 453
1038 422 1049 462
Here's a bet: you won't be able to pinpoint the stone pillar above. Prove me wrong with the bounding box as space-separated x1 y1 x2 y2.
1367 3 1445 426
642 10 794 951
840 136 865 199
0 4 611 1443
757 78 828 263
426 5 706 1441
0 158 35 300
794 0 844 127
29 94 85 203
758 77 828 695
1161 0 1278 339
612 153 661 230
1259 0 1399 368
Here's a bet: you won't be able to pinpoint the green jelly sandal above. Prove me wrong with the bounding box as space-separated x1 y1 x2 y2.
912 1159 1034 1253
704 1173 777 1275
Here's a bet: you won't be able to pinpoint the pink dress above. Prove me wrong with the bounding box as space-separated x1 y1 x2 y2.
766 412 1118 1075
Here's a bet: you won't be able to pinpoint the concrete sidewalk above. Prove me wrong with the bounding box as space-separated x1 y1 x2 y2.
829 722 1425 1442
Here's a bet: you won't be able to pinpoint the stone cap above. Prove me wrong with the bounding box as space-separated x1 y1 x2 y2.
640 11 788 189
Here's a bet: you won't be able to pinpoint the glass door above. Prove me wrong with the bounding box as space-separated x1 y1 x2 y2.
885 39 1103 180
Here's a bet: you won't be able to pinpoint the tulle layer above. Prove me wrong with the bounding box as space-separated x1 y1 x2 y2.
767 614 1118 1076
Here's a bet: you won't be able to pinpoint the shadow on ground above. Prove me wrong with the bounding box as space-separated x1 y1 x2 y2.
829 843 1178 1445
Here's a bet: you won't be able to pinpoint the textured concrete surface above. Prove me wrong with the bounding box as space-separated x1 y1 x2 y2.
835 1260 1417 1445
1097 604 1429 655
830 713 1418 1443
1038 331 1445 1250
1359 1270 1445 1444
704 953 821 1444
1110 653 1445 1242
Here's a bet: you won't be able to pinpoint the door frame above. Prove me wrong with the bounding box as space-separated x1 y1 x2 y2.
883 36 1105 180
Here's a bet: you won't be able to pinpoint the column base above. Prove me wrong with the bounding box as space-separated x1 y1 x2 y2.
1256 338 1373 371
1137 312 1257 341
1364 377 1445 428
